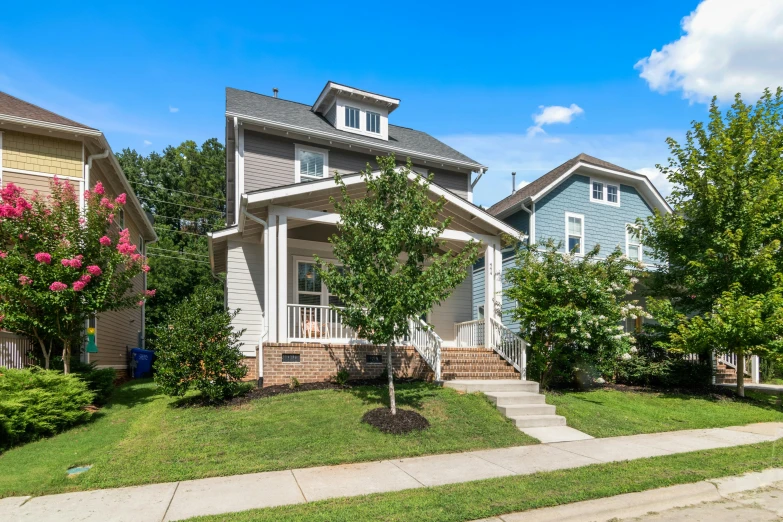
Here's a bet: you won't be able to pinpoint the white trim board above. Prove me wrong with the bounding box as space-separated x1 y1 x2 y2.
565 212 585 256
1 167 83 182
589 177 621 207
294 143 329 183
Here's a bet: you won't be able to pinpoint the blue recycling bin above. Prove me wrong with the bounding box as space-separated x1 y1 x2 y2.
130 348 155 378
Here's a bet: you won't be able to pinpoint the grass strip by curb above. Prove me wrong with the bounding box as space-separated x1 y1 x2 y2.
187 440 783 522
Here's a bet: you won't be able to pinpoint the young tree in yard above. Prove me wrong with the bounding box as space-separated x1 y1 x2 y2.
643 89 783 396
0 179 151 373
316 155 479 414
505 240 647 389
153 285 247 403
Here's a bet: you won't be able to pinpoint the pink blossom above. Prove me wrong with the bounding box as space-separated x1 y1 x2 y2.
107 214 114 222
79 217 86 225
60 257 84 269
142 265 151 273
18 275 32 285
79 274 91 284
145 289 156 298
49 281 67 292
115 193 127 205
72 280 86 292
52 175 60 185
94 182 105 195
34 252 52 264
118 243 136 255
99 236 112 247
84 190 92 201
0 183 23 202
0 251 6 259
86 265 102 276
137 300 144 307
130 253 141 262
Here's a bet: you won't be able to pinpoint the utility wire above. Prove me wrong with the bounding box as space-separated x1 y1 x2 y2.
147 253 211 265
149 213 223 228
128 180 226 201
153 226 207 237
148 247 209 258
139 195 225 214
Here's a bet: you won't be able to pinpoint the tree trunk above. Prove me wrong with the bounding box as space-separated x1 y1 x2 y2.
62 340 71 375
736 350 745 398
386 341 396 415
35 335 51 370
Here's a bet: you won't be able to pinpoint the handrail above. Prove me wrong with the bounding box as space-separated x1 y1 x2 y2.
407 318 442 381
487 317 527 380
454 319 485 347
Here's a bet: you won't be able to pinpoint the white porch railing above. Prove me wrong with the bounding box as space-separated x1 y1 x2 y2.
287 304 356 342
717 352 760 383
454 319 484 347
407 318 442 381
488 317 527 380
0 331 34 369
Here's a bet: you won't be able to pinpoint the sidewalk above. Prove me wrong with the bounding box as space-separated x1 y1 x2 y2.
2 423 782 522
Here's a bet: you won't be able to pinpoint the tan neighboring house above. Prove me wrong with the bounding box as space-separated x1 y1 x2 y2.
0 91 157 375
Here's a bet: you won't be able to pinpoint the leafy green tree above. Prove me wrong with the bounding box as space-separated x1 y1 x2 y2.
643 89 783 396
116 139 226 346
505 240 646 388
316 155 479 414
153 285 247 403
0 179 149 373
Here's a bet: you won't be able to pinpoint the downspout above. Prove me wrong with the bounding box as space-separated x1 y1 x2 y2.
242 207 268 385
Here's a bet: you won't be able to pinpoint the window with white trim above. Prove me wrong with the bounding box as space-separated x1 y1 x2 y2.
590 179 620 206
366 111 381 133
295 145 328 182
565 213 584 255
626 224 643 261
296 261 344 307
345 106 360 129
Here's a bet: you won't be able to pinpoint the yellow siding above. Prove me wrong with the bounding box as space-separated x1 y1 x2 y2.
2 130 83 178
2 171 55 197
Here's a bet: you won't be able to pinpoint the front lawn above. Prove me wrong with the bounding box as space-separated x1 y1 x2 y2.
0 379 532 498
546 388 783 438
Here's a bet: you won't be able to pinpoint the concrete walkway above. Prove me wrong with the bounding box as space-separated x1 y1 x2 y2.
718 382 783 395
476 467 783 521
2 423 782 522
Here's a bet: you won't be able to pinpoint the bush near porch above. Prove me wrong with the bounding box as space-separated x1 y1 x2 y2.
0 379 532 498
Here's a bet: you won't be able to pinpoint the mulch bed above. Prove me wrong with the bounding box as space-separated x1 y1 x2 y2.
362 407 430 434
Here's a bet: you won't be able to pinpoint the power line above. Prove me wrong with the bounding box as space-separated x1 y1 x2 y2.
128 180 226 201
139 195 225 215
149 213 223 229
153 226 207 237
148 247 209 258
147 253 211 265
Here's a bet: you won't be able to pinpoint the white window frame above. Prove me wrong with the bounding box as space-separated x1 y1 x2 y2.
344 105 360 129
589 178 620 207
565 212 585 256
625 223 643 262
294 144 329 183
293 256 342 306
366 111 381 134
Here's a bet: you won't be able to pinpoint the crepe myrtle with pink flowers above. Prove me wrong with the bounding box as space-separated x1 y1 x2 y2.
0 178 154 373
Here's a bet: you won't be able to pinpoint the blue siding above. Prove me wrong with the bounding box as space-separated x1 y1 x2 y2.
471 250 521 332
535 174 655 259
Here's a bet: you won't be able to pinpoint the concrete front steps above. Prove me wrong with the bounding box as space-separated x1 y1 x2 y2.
443 379 567 429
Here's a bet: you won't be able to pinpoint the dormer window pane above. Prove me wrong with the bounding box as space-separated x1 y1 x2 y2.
300 151 325 179
592 182 604 200
607 185 618 203
345 106 360 129
367 111 381 133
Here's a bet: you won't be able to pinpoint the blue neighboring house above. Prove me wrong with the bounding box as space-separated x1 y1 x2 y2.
473 153 671 332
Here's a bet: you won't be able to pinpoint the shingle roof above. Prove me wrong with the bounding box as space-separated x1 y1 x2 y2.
487 153 647 216
0 91 95 130
226 87 483 167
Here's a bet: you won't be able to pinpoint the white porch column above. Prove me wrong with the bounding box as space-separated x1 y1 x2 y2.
494 243 503 322
277 215 288 343
266 214 278 342
484 242 496 348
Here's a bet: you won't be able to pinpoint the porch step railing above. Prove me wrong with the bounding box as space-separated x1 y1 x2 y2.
407 317 442 381
454 319 485 347
717 352 759 383
488 317 527 380
287 304 356 342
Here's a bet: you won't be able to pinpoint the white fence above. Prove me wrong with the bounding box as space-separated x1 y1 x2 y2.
454 319 484 347
0 331 34 369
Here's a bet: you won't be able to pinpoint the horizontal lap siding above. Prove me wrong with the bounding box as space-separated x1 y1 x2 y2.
244 131 296 191
227 241 265 355
430 273 472 341
427 168 469 200
2 171 54 196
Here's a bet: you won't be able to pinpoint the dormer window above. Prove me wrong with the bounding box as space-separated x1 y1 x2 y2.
295 144 329 182
366 111 381 134
345 106 360 129
590 179 620 206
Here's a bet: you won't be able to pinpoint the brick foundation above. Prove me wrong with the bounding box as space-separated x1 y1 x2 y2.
241 355 259 381
261 343 433 387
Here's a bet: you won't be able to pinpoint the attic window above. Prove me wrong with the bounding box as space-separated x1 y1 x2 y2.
590 179 620 206
345 106 360 129
366 111 381 134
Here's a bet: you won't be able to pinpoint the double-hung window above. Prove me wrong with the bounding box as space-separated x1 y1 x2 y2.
296 260 343 307
565 212 584 255
345 106 360 129
626 224 643 261
295 145 328 182
590 179 620 206
366 111 381 133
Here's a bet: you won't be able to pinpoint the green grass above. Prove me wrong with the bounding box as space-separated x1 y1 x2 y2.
187 441 783 522
546 388 783 438
0 379 532 498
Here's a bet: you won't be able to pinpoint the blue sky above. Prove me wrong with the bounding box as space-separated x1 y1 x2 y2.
2 0 781 206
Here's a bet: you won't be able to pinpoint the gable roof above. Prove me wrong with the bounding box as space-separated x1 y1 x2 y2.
0 91 96 131
488 153 669 216
225 87 485 170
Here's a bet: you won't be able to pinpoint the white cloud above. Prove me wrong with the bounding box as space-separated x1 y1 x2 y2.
636 0 783 103
527 104 584 136
636 167 675 200
143 140 152 146
169 106 179 113
439 129 679 206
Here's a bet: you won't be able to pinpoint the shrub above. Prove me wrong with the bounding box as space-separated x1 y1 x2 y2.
0 368 94 450
51 357 116 405
153 286 247 404
614 334 713 389
333 369 350 386
289 376 300 389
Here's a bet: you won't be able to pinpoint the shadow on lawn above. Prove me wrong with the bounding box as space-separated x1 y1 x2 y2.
344 381 434 411
102 379 162 410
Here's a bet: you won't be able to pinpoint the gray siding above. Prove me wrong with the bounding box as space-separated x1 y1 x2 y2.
324 102 337 126
430 274 472 341
227 240 265 355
